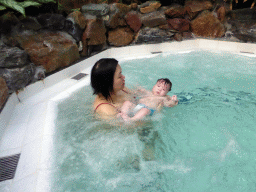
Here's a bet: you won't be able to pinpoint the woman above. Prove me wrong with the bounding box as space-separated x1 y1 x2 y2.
91 58 134 119
91 58 156 161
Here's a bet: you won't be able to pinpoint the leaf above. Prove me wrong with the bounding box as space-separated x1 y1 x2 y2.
71 8 80 12
35 0 56 3
18 1 41 8
58 2 65 11
0 5 7 10
0 0 25 16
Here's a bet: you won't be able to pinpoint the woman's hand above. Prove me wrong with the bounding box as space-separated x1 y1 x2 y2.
117 112 131 122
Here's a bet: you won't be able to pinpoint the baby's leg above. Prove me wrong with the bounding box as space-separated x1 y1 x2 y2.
120 101 136 115
130 108 151 121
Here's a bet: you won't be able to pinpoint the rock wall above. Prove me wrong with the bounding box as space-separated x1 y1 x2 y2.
0 0 256 111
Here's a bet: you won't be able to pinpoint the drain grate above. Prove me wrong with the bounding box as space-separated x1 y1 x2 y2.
0 154 21 182
151 51 162 54
240 51 254 54
71 73 88 80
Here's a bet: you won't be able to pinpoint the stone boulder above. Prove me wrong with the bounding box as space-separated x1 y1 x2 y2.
133 27 174 44
140 2 161 14
190 10 226 38
125 11 142 32
230 20 256 42
0 12 21 46
82 19 107 56
164 5 196 20
0 45 28 68
83 19 107 42
185 0 213 13
0 77 8 110
182 31 194 39
229 7 256 21
158 24 170 30
33 66 46 82
63 19 84 43
165 6 189 18
226 8 256 42
173 32 183 41
81 3 110 17
117 18 128 27
217 6 226 23
36 14 66 30
108 27 134 46
0 12 19 35
140 11 167 28
20 17 42 31
221 31 241 42
0 64 36 92
232 32 256 43
130 3 138 10
167 18 190 32
138 1 158 9
0 44 37 92
113 3 131 16
67 11 87 29
106 3 131 28
59 0 94 13
16 31 80 73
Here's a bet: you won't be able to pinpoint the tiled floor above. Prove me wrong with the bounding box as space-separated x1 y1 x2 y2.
0 39 255 191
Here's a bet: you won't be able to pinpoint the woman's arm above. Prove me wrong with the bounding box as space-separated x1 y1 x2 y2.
131 86 151 98
123 86 133 94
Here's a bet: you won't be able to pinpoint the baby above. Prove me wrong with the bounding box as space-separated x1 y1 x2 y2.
120 78 178 121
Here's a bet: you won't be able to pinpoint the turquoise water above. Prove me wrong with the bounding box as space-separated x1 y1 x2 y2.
53 51 256 191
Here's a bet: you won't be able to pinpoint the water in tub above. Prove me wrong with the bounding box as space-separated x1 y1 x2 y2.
51 51 256 191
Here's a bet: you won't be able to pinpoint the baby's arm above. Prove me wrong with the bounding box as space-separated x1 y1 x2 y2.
163 95 179 107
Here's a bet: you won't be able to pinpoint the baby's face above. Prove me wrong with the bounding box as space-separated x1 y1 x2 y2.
152 81 170 96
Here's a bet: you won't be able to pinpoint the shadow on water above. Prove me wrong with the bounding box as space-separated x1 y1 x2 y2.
177 86 256 107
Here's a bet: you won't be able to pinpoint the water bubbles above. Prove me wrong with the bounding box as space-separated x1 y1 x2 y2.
222 75 255 93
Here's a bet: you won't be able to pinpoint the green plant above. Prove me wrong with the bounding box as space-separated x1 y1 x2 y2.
0 0 56 17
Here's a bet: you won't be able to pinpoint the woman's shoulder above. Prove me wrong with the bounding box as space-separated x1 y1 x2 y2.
93 96 118 116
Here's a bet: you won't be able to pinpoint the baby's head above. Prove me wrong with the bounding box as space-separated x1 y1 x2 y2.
152 78 172 96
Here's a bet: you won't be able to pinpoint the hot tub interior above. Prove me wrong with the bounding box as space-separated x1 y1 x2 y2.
51 50 256 191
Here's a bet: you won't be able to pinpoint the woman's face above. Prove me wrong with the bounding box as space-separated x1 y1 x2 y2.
113 64 125 93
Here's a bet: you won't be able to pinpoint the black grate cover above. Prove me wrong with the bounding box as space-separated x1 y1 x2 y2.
0 154 20 182
151 51 162 54
240 51 254 54
71 73 88 80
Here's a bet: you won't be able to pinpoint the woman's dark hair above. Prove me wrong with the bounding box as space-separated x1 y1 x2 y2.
157 78 172 91
91 58 119 101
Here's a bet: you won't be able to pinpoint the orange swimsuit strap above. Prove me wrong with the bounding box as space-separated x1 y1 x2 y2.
94 90 129 113
94 103 117 112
